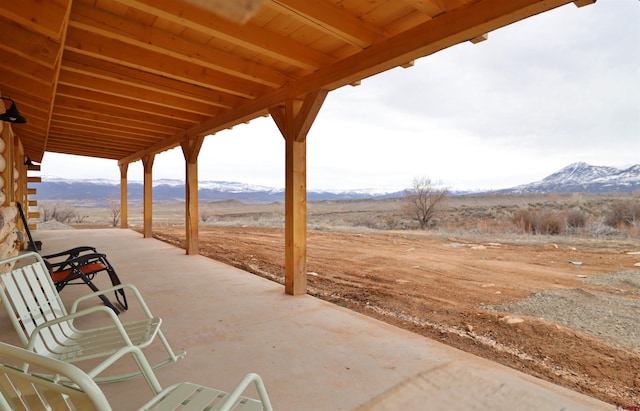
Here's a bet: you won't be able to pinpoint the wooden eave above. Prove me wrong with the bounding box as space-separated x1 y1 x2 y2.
1 0 588 165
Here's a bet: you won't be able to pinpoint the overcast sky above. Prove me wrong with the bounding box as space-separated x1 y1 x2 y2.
43 0 640 192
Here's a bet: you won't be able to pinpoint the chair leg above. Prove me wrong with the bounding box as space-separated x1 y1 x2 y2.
105 267 128 310
72 270 121 314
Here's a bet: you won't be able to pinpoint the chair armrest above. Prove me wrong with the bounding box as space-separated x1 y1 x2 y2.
141 375 274 411
42 246 98 260
46 252 109 272
70 283 153 318
220 373 275 411
27 305 135 351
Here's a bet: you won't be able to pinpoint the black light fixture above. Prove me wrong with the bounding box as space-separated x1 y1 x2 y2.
0 97 27 124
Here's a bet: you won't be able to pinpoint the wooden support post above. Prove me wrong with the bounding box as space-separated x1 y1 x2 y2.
269 89 328 295
142 154 155 238
181 136 204 255
284 131 307 295
119 163 128 228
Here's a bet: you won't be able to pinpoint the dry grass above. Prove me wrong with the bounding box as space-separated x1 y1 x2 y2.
58 192 639 246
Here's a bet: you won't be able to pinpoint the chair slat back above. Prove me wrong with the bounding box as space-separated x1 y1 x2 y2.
0 253 71 355
0 342 111 411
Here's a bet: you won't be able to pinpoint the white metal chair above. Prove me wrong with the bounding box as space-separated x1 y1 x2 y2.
0 252 186 393
0 342 274 411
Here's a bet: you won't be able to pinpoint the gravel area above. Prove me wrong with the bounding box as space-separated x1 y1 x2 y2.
37 220 75 230
485 270 640 353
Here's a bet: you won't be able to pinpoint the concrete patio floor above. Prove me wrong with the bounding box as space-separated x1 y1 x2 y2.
0 229 613 410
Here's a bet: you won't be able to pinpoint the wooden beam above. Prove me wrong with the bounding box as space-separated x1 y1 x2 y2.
57 69 226 116
269 0 385 47
142 154 155 238
53 95 197 130
181 136 204 255
0 0 71 39
63 52 246 109
573 0 596 7
119 163 129 228
39 0 73 167
0 50 58 88
118 131 186 166
294 90 328 142
469 34 489 44
0 70 55 101
282 131 307 295
55 84 211 123
110 0 334 71
64 26 273 100
182 0 267 23
269 90 327 295
119 0 577 167
0 18 62 69
401 0 445 15
294 0 577 91
400 61 415 69
70 3 288 88
193 0 578 133
53 106 181 135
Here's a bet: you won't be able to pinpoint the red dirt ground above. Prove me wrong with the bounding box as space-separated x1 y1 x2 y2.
150 226 640 407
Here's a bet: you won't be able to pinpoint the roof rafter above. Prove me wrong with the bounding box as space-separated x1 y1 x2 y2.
70 2 292 88
64 26 271 100
62 53 246 109
121 0 576 165
57 69 224 117
109 0 336 70
53 109 181 136
268 0 385 47
55 85 209 123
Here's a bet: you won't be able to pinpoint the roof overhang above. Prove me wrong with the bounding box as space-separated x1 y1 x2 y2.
0 0 592 165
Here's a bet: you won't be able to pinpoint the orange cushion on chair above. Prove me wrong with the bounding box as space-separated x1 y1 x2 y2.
50 263 107 283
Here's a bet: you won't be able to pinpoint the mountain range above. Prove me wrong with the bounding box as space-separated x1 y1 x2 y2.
492 162 640 194
34 162 639 205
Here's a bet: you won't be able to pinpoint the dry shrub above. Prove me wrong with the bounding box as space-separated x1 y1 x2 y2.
473 219 515 235
39 202 77 223
511 208 536 233
353 214 380 229
591 220 620 237
511 207 577 235
604 199 640 228
534 211 564 235
624 222 640 238
199 208 217 223
565 207 587 229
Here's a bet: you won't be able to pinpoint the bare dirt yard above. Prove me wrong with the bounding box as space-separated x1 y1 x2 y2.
73 194 640 407
151 226 640 407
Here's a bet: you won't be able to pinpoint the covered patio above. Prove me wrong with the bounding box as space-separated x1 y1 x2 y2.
1 0 598 297
0 228 610 410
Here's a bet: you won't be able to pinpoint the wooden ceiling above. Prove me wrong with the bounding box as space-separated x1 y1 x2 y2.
1 0 589 165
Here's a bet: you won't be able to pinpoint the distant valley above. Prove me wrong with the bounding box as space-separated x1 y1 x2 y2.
34 162 639 205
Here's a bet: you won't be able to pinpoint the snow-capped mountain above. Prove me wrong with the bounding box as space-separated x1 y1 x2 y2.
35 162 639 204
35 177 403 205
496 162 640 194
